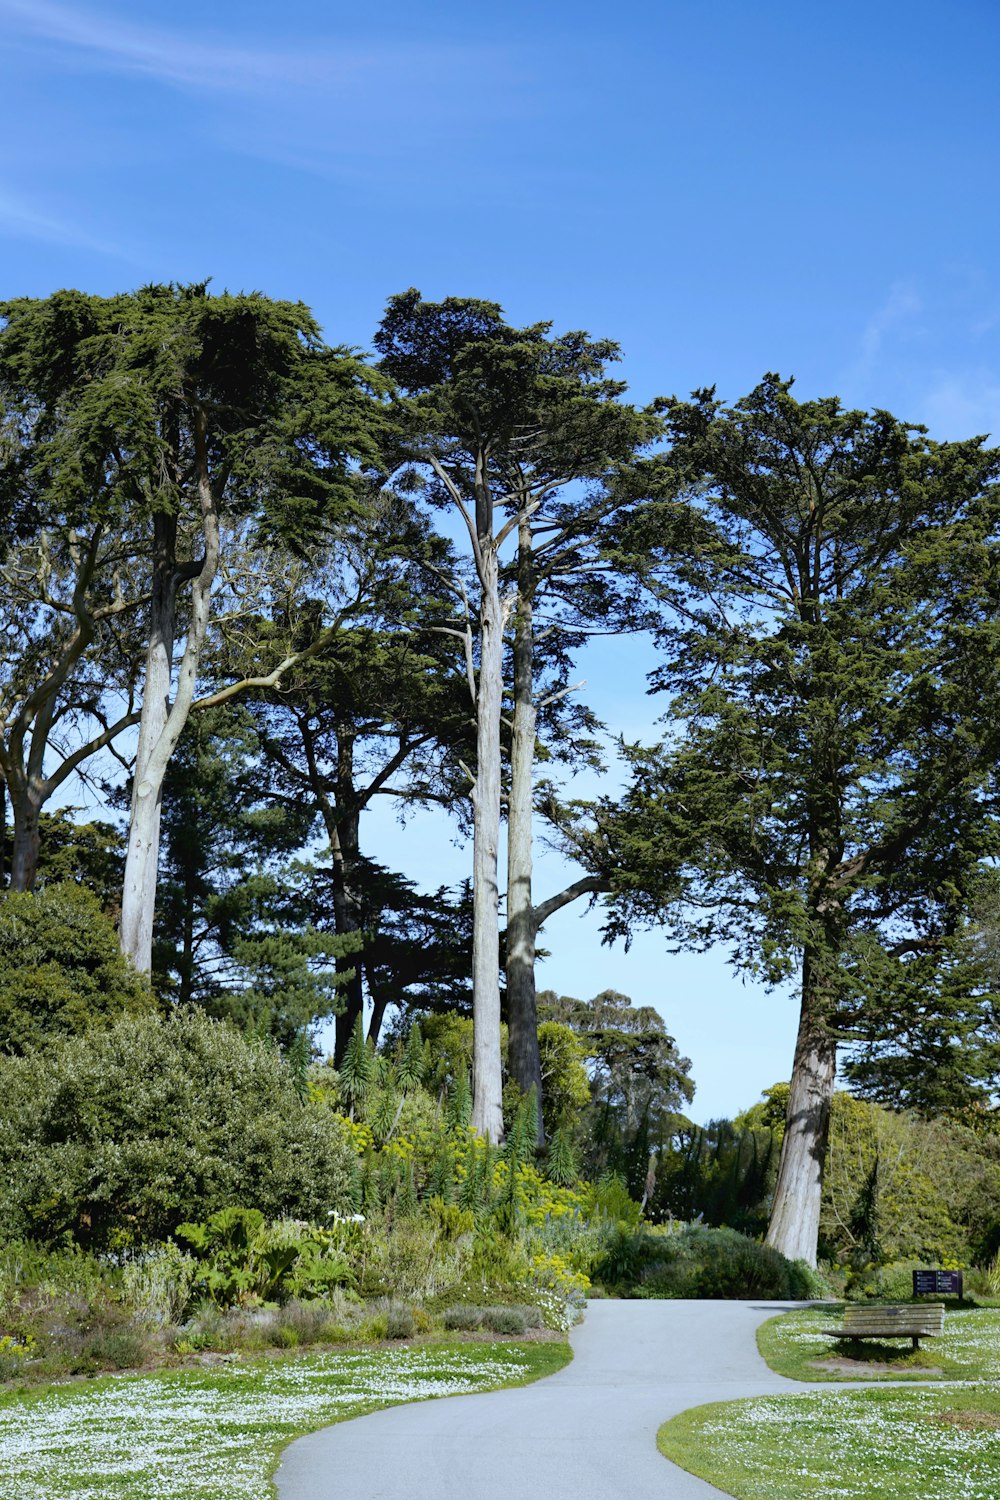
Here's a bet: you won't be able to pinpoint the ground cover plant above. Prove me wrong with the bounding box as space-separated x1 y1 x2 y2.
756 1303 1000 1382
0 1340 569 1500
658 1385 1000 1500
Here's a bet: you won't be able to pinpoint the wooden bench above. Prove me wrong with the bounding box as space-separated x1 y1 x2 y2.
823 1302 945 1351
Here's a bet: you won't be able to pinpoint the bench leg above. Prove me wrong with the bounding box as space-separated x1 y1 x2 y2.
911 1337 920 1351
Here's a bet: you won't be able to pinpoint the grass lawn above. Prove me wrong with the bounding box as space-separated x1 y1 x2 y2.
757 1303 1000 1382
658 1384 1000 1500
0 1339 570 1500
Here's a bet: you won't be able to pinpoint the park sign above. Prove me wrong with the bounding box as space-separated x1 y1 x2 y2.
913 1269 963 1298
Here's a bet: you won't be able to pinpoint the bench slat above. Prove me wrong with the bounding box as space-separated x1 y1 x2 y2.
823 1301 944 1343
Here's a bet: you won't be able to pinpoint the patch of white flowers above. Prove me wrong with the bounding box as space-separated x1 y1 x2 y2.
0 1346 531 1500
693 1387 1000 1500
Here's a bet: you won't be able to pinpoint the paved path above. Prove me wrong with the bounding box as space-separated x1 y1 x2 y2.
276 1300 808 1499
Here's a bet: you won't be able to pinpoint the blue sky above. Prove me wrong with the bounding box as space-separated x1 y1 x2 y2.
3 0 998 1119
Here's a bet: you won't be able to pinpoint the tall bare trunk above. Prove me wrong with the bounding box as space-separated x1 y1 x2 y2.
471 541 505 1143
120 513 178 971
765 944 838 1266
121 418 221 972
506 516 544 1136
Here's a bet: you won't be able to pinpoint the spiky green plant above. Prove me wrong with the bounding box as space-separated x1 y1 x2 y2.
340 1016 376 1118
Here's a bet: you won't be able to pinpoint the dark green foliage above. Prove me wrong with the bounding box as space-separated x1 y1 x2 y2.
539 989 694 1195
606 377 1000 1093
595 1223 820 1300
339 1015 377 1116
847 1153 883 1264
152 706 339 1035
655 1119 779 1236
0 882 155 1054
446 1069 473 1130
0 1010 356 1247
32 809 125 910
545 1125 581 1187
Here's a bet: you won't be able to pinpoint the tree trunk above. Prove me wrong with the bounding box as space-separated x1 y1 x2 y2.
121 420 221 973
331 803 365 1065
0 775 7 889
366 963 389 1050
765 946 839 1266
8 789 41 893
120 513 178 971
506 515 544 1137
471 539 505 1143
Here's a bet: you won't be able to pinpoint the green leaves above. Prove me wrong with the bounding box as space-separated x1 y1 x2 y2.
603 377 1000 1097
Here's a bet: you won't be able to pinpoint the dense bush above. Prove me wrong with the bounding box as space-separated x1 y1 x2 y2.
0 1010 356 1247
0 883 155 1053
594 1223 824 1300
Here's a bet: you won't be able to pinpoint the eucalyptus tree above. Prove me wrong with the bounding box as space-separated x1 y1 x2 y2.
0 285 384 971
375 291 656 1140
602 377 1000 1263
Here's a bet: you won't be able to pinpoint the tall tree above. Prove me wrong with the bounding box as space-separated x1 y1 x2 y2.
0 285 383 968
0 302 147 890
375 292 655 1140
210 491 474 1060
603 377 1000 1263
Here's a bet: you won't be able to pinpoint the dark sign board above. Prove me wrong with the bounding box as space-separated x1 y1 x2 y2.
913 1269 963 1297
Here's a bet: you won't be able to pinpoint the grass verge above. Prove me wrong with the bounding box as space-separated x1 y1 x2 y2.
757 1303 1000 1381
658 1384 1000 1500
0 1338 570 1500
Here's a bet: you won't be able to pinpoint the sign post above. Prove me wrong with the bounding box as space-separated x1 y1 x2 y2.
913 1269 963 1298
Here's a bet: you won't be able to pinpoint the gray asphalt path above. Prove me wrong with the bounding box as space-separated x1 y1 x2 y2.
276 1300 808 1499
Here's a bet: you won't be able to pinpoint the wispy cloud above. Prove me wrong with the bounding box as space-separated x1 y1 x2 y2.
0 186 125 256
0 0 524 185
856 279 923 373
0 0 503 100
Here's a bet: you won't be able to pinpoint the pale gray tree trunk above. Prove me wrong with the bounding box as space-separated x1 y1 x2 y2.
120 421 221 972
506 516 544 1133
470 537 506 1143
765 948 838 1266
120 512 177 968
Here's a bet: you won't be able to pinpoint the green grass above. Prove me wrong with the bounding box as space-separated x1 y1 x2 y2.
757 1303 1000 1381
0 1339 570 1500
658 1384 1000 1500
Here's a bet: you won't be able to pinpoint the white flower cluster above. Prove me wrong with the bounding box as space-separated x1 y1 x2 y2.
695 1387 1000 1500
0 1346 529 1500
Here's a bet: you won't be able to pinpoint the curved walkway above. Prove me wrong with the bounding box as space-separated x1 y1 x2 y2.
276 1300 807 1499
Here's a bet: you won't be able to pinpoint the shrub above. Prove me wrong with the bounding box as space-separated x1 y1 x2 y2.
482 1306 527 1334
81 1328 147 1370
595 1223 818 1300
385 1303 415 1339
443 1304 484 1331
0 1011 357 1248
0 883 155 1053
